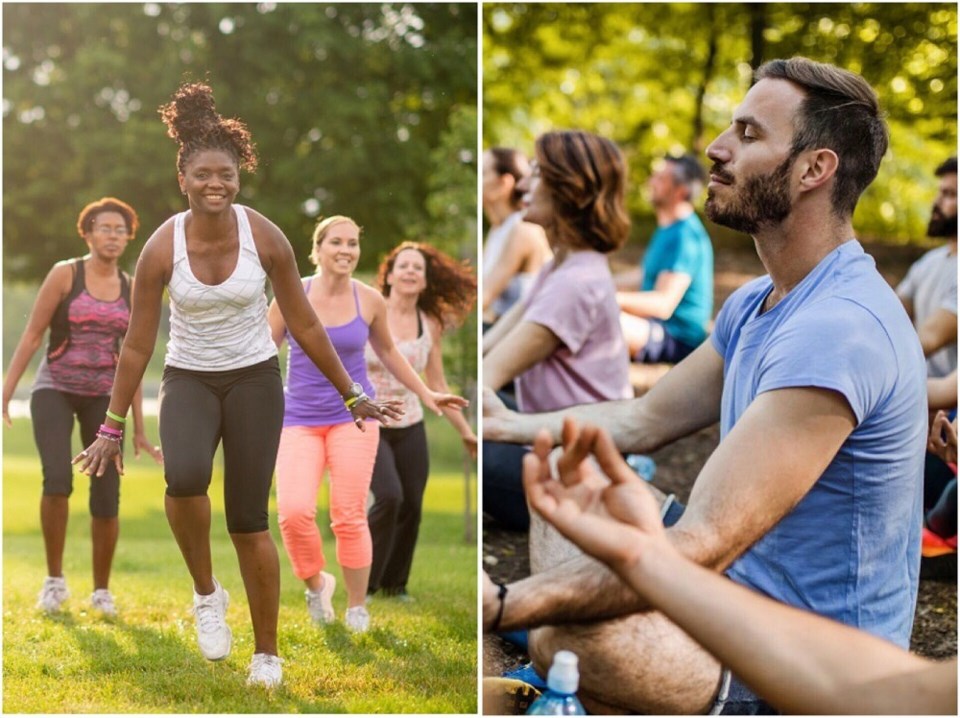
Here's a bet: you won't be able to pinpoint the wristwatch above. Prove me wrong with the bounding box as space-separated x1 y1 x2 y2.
342 381 368 409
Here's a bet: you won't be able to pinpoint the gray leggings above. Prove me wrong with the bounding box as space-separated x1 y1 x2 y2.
158 357 283 533
31 389 120 518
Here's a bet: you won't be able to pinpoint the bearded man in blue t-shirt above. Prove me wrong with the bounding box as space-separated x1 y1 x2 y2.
482 57 927 715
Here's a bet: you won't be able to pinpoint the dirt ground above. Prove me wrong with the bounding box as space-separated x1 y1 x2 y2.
482 241 958 682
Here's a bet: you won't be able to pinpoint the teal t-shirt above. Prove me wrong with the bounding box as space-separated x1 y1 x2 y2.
640 213 713 347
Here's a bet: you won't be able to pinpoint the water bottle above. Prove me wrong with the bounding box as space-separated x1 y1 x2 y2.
626 453 657 482
526 650 586 715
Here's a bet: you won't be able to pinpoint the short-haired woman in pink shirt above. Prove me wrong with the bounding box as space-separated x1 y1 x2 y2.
482 130 633 531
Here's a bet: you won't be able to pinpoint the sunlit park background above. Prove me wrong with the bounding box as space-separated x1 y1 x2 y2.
484 2 957 248
2 3 477 713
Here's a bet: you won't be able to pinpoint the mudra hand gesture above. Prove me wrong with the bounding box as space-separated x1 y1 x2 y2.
523 417 672 571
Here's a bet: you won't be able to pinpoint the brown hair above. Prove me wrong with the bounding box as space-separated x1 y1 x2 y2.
76 197 139 238
535 131 630 253
159 82 258 175
377 241 476 329
489 147 530 209
755 58 888 218
309 215 361 266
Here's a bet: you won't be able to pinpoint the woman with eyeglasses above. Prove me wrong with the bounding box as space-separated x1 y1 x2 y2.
2 197 162 619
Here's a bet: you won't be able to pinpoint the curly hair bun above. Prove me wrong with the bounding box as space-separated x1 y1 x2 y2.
159 81 258 173
159 82 218 144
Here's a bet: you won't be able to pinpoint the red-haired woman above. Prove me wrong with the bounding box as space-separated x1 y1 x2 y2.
365 242 477 600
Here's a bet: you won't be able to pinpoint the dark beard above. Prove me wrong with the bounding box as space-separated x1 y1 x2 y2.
927 209 957 238
705 154 795 234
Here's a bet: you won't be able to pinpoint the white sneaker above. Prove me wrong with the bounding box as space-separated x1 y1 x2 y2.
345 605 370 633
91 588 117 618
247 653 283 688
305 572 336 624
192 579 232 660
37 576 69 613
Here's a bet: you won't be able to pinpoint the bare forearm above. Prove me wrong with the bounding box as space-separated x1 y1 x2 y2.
3 333 43 402
495 553 650 631
494 398 666 454
131 383 147 435
108 345 153 419
443 405 474 438
617 290 673 320
632 547 954 714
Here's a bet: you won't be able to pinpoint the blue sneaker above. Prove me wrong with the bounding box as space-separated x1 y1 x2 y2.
502 662 548 691
497 629 529 651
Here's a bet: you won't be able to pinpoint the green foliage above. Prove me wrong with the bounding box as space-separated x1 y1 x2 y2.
3 3 478 281
3 415 476 713
484 2 957 244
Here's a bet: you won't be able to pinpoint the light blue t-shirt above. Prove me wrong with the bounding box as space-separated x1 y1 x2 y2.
641 213 713 347
712 240 926 649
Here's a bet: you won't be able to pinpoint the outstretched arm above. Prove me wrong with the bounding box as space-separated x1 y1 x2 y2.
483 339 724 453
367 291 467 416
3 262 71 426
616 270 692 320
917 307 957 358
422 318 476 458
523 422 957 716
485 384 856 629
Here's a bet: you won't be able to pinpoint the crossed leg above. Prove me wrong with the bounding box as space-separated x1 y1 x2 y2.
525 460 722 714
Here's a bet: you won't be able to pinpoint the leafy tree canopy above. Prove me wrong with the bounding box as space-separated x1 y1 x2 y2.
484 2 957 245
3 2 478 281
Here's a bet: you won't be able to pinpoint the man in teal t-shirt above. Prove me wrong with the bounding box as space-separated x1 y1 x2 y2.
617 154 714 363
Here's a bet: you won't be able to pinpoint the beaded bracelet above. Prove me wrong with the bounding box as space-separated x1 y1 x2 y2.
105 409 126 425
96 431 123 444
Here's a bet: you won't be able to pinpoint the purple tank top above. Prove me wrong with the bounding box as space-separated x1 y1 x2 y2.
283 279 375 427
44 260 131 396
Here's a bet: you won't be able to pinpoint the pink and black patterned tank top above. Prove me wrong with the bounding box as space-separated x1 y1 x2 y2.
33 258 131 397
364 311 432 428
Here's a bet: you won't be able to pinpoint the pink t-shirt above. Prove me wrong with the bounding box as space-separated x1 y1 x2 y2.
515 251 632 413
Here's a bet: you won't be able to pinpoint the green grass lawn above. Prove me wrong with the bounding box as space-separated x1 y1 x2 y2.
3 414 478 713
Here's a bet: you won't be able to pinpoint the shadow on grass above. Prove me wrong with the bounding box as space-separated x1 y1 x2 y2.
27 611 352 713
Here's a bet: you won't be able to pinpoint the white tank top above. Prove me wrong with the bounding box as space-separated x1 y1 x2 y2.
165 204 277 371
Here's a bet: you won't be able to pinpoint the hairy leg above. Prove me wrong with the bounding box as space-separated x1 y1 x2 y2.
529 611 721 714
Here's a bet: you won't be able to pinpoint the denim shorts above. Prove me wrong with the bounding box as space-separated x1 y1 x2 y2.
634 319 697 364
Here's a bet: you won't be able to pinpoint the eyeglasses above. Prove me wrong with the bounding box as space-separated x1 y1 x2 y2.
92 226 129 236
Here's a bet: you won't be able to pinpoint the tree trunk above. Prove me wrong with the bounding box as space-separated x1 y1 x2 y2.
691 4 718 153
750 4 767 70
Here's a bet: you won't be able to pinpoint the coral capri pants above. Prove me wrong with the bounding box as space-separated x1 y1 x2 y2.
275 422 380 579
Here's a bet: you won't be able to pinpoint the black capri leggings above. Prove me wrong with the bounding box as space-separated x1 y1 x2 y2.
367 421 430 593
158 357 283 534
31 389 120 518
